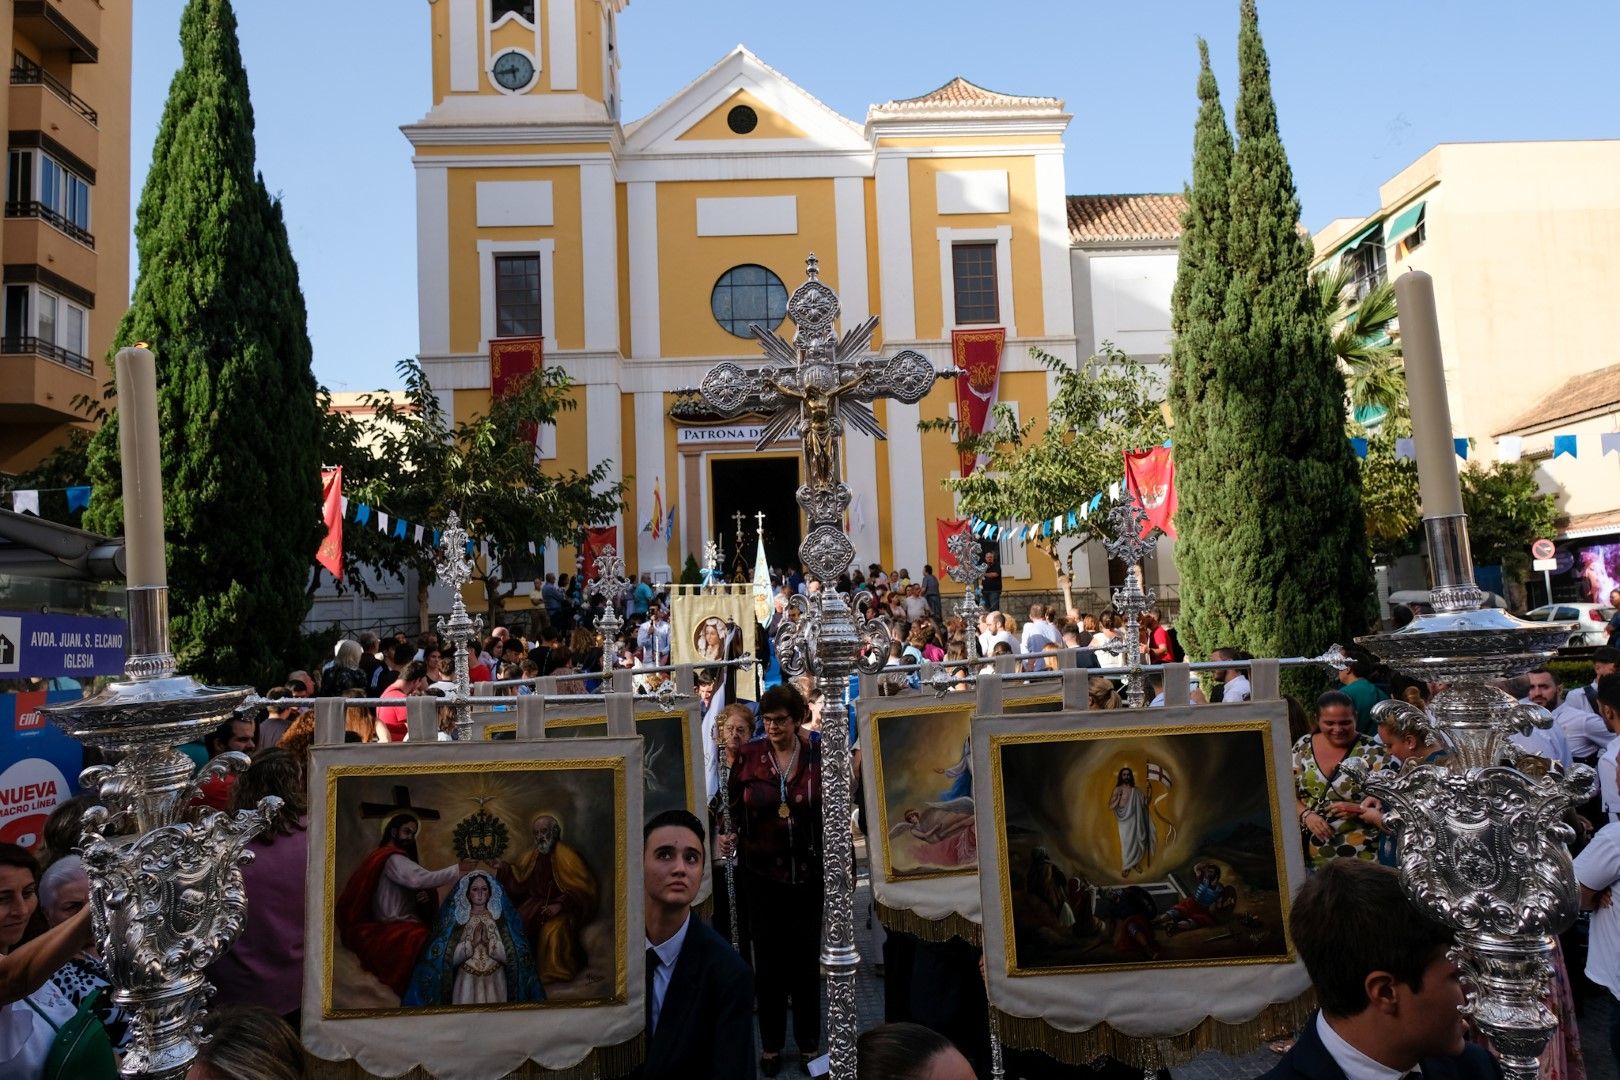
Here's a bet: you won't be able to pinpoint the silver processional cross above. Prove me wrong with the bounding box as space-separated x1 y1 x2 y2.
692 254 949 1079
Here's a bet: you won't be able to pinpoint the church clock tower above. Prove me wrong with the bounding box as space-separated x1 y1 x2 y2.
422 0 624 121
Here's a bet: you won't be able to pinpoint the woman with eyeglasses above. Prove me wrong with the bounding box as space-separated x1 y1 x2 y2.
719 684 822 1075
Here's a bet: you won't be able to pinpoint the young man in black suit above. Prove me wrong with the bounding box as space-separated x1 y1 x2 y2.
637 809 755 1079
1264 859 1498 1080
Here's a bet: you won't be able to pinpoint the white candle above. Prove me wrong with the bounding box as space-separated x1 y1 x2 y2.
113 346 167 588
1393 271 1465 519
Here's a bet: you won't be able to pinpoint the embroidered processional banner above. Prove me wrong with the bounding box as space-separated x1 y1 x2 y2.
972 697 1310 1064
855 684 1060 942
303 729 645 1079
669 583 759 701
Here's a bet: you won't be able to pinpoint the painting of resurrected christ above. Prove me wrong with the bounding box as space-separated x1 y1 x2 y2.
990 723 1290 973
325 763 623 1016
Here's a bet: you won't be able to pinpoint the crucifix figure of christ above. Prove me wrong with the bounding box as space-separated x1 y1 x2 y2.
690 253 950 1079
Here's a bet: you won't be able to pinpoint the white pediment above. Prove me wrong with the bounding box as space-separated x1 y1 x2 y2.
622 46 867 157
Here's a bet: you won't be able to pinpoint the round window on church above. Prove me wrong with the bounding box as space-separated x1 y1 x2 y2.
711 265 788 339
727 105 759 134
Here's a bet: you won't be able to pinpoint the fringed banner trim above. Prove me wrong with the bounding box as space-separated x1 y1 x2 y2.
308 1033 645 1080
992 992 1315 1071
875 899 981 945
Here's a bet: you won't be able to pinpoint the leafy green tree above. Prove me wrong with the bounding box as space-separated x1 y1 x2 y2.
82 0 322 688
1460 460 1558 582
0 431 93 526
925 345 1169 573
1357 429 1422 559
1315 262 1405 426
358 358 624 628
1171 0 1375 667
679 554 703 586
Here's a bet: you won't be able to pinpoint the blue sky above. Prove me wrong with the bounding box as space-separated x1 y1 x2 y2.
130 1 1619 392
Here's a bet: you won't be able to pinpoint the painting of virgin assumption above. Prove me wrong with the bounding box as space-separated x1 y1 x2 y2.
989 719 1291 974
324 760 626 1017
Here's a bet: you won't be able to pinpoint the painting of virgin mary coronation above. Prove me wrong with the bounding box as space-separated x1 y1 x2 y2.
988 717 1292 974
323 759 627 1017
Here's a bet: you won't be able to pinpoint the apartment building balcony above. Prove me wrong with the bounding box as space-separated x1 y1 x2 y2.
0 338 94 424
9 57 98 170
13 0 99 64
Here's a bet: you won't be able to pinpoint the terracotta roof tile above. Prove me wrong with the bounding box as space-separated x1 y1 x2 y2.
1497 362 1620 435
869 77 1064 120
1067 194 1186 244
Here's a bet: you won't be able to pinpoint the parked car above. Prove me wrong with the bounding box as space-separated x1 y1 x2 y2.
1522 603 1616 648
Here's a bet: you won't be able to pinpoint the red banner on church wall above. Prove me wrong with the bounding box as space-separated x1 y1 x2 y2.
952 328 1006 477
316 467 343 578
937 517 970 572
491 336 544 450
1124 446 1178 539
581 526 618 582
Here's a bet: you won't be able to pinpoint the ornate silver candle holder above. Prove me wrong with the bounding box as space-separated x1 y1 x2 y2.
1346 514 1591 1080
693 254 945 1078
41 585 280 1080
434 512 484 741
590 545 631 676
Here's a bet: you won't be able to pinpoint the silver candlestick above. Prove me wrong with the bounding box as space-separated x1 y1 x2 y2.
1347 518 1590 1080
435 512 483 741
42 590 280 1079
1102 501 1160 708
717 748 741 953
693 253 945 1078
1341 269 1590 1080
590 545 631 677
946 528 988 666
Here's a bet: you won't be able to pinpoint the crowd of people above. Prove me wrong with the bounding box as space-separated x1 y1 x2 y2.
6 556 1619 1080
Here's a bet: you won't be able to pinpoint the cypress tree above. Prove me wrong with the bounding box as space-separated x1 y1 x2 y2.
85 0 321 687
1166 39 1234 657
1172 0 1374 665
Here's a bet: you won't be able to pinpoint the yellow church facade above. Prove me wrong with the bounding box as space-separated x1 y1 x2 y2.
408 0 1082 600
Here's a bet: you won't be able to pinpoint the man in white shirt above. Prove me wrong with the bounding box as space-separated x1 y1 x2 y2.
1512 667 1575 770
978 612 1018 658
1020 604 1059 653
1585 676 1620 822
1577 818 1620 1018
901 583 931 624
1557 647 1620 760
1210 648 1252 703
1261 859 1492 1080
636 604 673 667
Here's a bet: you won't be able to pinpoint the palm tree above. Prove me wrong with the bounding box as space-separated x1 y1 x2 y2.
1315 260 1406 426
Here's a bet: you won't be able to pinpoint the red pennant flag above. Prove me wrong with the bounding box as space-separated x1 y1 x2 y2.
581 526 618 582
937 517 970 572
1123 446 1178 539
316 467 343 578
951 328 1006 477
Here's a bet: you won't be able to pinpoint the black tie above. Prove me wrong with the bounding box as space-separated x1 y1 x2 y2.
645 947 659 1034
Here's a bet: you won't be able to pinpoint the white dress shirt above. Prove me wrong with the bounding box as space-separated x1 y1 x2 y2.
1558 687 1613 759
1223 674 1252 703
1020 619 1058 652
1575 823 1620 996
646 913 690 1034
1601 740 1620 823
1513 697 1575 771
1315 1011 1407 1080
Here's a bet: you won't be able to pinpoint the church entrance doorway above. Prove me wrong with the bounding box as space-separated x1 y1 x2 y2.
710 455 801 581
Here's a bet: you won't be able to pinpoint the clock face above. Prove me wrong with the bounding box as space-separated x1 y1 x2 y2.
491 50 535 92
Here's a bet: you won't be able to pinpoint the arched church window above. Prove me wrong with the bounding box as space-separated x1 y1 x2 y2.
491 0 535 23
711 265 788 339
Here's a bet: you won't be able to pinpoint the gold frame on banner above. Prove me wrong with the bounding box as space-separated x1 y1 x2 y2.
868 692 1060 884
321 758 630 1019
987 717 1296 977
